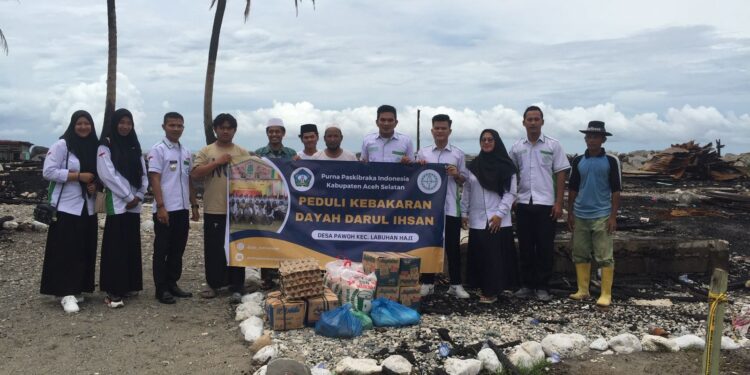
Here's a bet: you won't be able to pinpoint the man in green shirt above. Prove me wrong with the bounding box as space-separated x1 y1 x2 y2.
255 118 296 159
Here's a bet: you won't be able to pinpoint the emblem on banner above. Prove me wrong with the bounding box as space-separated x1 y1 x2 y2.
291 167 314 192
417 169 441 194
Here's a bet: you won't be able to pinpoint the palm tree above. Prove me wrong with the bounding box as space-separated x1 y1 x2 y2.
102 0 117 139
203 0 315 144
0 28 8 55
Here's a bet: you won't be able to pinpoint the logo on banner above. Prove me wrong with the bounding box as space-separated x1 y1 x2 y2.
291 167 314 192
417 169 441 194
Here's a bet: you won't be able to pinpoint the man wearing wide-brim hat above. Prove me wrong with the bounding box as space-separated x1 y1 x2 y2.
567 120 622 308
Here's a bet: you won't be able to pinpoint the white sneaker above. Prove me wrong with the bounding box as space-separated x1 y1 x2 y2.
61 295 79 313
420 284 435 297
448 285 470 299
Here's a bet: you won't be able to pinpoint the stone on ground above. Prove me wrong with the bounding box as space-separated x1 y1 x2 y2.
242 291 265 305
334 357 381 375
674 334 705 350
443 358 482 375
252 365 267 375
249 333 273 355
589 337 609 351
236 301 265 321
240 316 264 343
641 334 680 352
509 341 545 369
608 333 642 354
381 355 412 375
477 347 502 372
253 345 278 364
721 336 741 350
541 333 588 358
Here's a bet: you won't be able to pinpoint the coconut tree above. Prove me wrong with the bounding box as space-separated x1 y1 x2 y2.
203 0 315 144
101 0 117 139
0 28 7 55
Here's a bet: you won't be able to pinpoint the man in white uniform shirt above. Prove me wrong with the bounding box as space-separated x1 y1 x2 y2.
147 112 199 304
360 105 413 163
312 125 358 161
416 114 469 298
294 123 319 160
509 106 570 301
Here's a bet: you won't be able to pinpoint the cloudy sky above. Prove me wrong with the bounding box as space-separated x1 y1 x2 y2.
1 0 749 155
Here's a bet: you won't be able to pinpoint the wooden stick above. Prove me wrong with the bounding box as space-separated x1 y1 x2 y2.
702 268 728 375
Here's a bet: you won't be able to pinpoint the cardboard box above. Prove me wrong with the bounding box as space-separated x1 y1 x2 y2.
266 291 306 331
304 288 340 326
375 286 399 302
394 253 421 286
362 251 400 287
399 285 421 311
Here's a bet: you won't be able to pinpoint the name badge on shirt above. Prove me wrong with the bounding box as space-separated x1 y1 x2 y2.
169 160 178 171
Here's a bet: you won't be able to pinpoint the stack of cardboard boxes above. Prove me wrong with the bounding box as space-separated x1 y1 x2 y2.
265 258 340 331
362 251 422 310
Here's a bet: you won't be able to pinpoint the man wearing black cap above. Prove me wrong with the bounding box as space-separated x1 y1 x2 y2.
256 118 296 159
294 124 319 160
567 120 621 308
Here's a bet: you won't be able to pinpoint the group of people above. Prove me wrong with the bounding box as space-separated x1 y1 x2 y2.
40 103 620 314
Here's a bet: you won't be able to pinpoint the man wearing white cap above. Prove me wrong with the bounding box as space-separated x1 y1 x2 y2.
312 125 358 161
255 118 296 159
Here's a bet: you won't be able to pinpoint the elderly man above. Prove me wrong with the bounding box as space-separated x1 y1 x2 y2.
256 118 296 159
312 125 358 161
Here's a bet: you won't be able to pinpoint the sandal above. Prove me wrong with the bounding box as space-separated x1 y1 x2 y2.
479 295 497 304
199 288 217 299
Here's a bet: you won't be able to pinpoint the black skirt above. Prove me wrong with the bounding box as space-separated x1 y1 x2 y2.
100 212 142 296
40 210 98 296
467 226 519 296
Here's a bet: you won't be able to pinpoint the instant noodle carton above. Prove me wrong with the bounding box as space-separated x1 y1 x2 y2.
265 291 306 331
362 251 421 287
398 285 421 310
304 287 340 326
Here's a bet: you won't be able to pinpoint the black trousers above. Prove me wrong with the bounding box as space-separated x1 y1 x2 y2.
516 203 555 289
420 215 462 284
203 214 245 292
153 209 189 295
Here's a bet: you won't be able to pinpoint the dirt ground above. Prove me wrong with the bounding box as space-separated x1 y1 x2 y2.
1 176 749 374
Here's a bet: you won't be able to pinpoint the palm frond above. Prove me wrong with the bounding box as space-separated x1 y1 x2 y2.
209 0 217 9
0 28 7 55
243 0 251 22
294 0 315 17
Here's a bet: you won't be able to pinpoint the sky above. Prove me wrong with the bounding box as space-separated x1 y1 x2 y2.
1 0 749 155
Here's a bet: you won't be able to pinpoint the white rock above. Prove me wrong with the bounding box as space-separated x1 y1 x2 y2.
333 357 381 375
189 220 203 231
541 333 588 358
98 218 106 229
236 301 265 321
509 341 545 369
632 298 673 307
381 355 412 375
443 358 482 375
239 316 264 343
600 350 614 355
31 220 48 231
310 367 332 375
608 333 642 354
27 192 37 199
721 336 741 350
674 334 705 350
641 335 680 352
2 221 18 229
738 337 750 348
252 345 277 363
477 348 502 372
589 337 609 351
252 365 267 375
241 291 265 305
140 220 154 232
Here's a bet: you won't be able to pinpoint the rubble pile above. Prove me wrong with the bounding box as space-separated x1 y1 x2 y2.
639 141 746 180
0 161 47 203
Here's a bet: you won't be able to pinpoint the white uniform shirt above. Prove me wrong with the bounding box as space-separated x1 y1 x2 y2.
311 149 358 161
296 150 317 160
416 144 468 217
42 139 95 216
461 172 517 229
509 134 570 205
360 131 414 163
97 144 148 215
147 138 192 212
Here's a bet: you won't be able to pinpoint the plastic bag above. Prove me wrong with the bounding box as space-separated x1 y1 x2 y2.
314 303 363 338
324 259 363 295
351 310 373 330
369 297 421 327
324 259 376 312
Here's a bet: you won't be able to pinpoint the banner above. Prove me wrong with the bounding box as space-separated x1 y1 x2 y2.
227 156 448 272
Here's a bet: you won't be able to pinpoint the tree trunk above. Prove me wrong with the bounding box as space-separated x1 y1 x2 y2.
204 0 226 145
102 0 117 140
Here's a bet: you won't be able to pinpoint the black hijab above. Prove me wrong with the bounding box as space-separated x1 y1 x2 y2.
61 110 99 176
102 108 143 189
468 129 517 196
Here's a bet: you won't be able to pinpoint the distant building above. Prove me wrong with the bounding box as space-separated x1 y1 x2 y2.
0 140 33 161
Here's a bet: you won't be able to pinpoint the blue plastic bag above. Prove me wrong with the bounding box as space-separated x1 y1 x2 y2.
369 298 421 327
314 303 363 338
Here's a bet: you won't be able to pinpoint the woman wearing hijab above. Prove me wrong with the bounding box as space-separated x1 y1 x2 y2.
40 110 100 313
97 108 148 308
460 129 519 303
